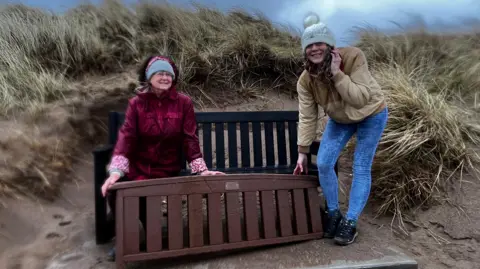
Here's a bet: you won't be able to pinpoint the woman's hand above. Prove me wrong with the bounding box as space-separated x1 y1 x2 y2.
200 170 225 176
293 153 308 175
331 49 342 76
101 173 121 197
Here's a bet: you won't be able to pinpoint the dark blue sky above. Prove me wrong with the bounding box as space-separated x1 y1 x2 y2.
3 0 479 45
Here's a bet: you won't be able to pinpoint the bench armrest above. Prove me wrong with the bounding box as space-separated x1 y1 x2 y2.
93 144 113 244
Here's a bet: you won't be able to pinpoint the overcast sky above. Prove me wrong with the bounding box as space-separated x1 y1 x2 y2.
3 0 480 45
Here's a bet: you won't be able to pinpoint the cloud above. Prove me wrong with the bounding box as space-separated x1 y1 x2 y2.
276 0 480 45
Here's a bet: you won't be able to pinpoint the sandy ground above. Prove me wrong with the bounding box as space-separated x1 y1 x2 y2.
0 93 479 269
1 151 479 269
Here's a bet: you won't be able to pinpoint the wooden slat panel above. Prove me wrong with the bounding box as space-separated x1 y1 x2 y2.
287 121 298 165
188 194 204 247
240 122 250 168
293 189 308 235
146 196 163 252
124 196 140 254
307 188 323 233
207 193 223 245
226 192 242 243
264 122 275 167
260 191 276 239
276 122 287 166
202 123 213 168
227 122 238 168
168 195 183 250
276 190 293 237
215 123 225 169
252 122 263 167
243 191 259 240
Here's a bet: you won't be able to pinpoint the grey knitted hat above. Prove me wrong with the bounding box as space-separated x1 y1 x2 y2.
301 13 336 53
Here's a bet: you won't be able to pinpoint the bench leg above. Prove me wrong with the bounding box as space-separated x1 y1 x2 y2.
116 257 126 269
93 146 113 244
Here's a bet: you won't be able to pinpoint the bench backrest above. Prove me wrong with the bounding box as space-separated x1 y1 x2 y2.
107 110 314 174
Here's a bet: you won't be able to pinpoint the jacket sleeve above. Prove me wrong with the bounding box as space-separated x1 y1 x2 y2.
332 49 372 109
297 81 318 154
107 98 138 177
182 99 207 174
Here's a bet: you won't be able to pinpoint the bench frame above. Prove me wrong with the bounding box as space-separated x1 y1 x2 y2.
111 174 324 268
92 110 339 266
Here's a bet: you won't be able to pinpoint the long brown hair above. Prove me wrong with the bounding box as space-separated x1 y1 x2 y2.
305 44 335 86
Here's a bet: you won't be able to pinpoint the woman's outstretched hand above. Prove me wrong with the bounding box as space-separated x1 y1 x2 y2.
293 153 308 175
200 170 225 176
101 173 121 197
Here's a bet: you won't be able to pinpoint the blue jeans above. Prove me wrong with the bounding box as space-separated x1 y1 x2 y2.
317 107 388 221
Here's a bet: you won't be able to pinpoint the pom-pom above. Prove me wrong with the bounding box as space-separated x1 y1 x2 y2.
303 13 320 29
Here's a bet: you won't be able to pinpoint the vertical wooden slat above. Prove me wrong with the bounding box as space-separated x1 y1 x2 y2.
293 189 308 235
203 123 213 168
124 196 140 254
260 191 276 239
115 191 125 269
215 123 225 169
276 190 293 237
226 192 242 243
264 122 275 167
146 196 163 252
307 188 323 233
276 122 287 166
227 122 238 168
287 121 298 166
243 191 259 240
208 193 223 245
188 194 204 247
168 195 183 250
240 122 250 168
252 122 263 167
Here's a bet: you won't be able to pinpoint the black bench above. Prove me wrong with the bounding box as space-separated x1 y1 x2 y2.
93 110 339 245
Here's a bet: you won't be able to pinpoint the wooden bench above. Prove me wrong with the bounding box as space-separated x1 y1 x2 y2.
93 110 339 267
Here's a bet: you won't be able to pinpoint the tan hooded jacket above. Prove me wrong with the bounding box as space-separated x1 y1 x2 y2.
297 46 386 154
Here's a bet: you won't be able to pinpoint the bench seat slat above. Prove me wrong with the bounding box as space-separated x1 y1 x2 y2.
276 190 293 237
188 194 204 247
167 195 184 250
124 197 140 255
307 187 323 233
260 190 276 239
240 122 250 168
226 192 242 243
243 191 260 241
276 122 288 166
207 193 223 245
146 196 163 252
293 189 308 235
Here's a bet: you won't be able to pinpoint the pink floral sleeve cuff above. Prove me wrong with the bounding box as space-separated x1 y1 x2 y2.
190 158 208 174
108 155 129 176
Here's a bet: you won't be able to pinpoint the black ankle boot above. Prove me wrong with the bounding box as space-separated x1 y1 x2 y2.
334 218 358 246
323 209 343 239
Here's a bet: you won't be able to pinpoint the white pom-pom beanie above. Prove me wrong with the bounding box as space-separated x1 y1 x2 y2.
301 13 336 53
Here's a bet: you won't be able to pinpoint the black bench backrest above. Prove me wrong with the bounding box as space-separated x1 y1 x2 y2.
107 111 315 174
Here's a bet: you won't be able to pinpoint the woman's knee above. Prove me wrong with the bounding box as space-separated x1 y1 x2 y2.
317 158 336 174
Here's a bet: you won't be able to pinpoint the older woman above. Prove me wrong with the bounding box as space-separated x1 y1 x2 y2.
101 55 223 260
293 14 388 246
